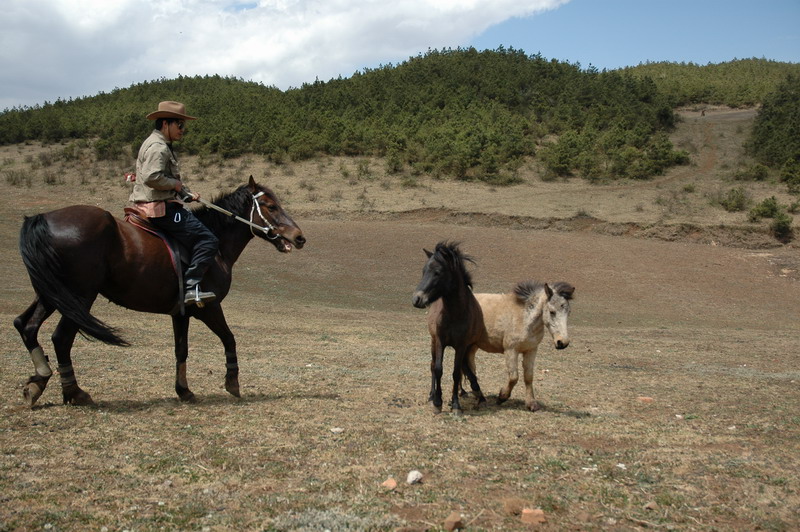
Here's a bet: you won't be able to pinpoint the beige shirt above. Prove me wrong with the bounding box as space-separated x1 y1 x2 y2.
129 129 182 205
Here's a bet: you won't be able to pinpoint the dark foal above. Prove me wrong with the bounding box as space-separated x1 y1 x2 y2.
412 241 486 415
15 176 305 406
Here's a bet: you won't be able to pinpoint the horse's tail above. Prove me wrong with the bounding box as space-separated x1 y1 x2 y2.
19 214 129 347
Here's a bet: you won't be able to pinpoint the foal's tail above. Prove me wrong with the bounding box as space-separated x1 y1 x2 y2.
19 214 129 346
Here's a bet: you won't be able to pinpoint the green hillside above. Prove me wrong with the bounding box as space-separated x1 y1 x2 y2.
1 49 798 184
623 58 800 107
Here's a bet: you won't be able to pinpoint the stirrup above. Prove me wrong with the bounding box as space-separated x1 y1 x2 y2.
184 285 216 307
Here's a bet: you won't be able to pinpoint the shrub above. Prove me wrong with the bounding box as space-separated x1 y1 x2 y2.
483 171 524 186
385 149 404 174
540 131 583 176
356 159 373 180
94 138 123 160
61 142 82 162
780 157 800 194
719 187 749 212
770 211 794 241
4 169 30 187
733 163 770 181
748 196 780 221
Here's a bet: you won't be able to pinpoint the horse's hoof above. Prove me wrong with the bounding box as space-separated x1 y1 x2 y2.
179 391 197 403
527 401 542 412
61 383 95 406
65 390 95 406
23 382 44 407
451 408 463 417
430 403 443 414
225 376 241 398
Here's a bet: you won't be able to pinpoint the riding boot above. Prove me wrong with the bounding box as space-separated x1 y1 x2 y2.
184 279 216 306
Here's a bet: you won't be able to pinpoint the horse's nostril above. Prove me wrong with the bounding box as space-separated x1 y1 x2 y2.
295 235 306 247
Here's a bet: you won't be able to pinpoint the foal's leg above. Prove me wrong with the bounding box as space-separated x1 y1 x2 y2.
195 306 240 398
450 347 465 416
14 298 56 406
521 348 542 412
171 314 196 402
461 344 486 408
458 350 476 397
52 317 94 406
429 337 444 413
498 348 520 404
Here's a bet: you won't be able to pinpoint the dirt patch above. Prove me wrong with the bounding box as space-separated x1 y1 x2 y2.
0 107 798 530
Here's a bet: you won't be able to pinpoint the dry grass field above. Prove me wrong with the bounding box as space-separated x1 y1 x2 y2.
0 107 798 531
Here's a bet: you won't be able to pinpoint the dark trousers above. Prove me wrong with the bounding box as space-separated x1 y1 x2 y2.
150 202 219 286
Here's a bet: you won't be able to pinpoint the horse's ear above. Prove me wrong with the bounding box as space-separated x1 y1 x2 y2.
544 283 554 299
247 175 257 192
561 284 575 299
424 248 433 258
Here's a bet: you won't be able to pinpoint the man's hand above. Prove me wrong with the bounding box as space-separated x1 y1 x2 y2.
177 186 198 203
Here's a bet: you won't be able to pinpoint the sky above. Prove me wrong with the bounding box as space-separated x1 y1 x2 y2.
1 0 798 110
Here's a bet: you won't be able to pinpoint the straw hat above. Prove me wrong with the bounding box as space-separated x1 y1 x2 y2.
146 101 197 120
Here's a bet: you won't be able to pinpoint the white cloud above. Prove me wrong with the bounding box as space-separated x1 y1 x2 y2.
0 0 568 109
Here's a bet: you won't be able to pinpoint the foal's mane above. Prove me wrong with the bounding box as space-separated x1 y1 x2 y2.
513 280 575 304
433 241 475 289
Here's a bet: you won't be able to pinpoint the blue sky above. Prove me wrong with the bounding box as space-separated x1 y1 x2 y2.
470 0 800 70
1 0 798 110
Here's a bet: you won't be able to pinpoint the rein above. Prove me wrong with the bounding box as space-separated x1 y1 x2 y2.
196 192 279 240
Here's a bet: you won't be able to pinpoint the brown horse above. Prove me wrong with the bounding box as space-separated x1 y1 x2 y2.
412 242 486 415
14 176 305 407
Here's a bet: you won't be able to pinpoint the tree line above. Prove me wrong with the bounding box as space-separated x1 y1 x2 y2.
747 74 800 193
1 49 798 184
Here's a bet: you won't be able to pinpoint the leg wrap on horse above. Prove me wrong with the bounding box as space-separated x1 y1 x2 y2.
224 352 241 397
30 346 53 378
225 352 239 372
58 364 77 386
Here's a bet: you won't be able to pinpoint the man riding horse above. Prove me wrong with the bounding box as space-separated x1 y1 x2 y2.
129 100 218 306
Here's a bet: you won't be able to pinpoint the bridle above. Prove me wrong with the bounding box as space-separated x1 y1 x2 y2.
196 191 280 240
250 191 280 240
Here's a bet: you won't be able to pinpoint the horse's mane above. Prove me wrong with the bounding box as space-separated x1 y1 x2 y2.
192 184 278 236
433 241 475 289
513 280 575 304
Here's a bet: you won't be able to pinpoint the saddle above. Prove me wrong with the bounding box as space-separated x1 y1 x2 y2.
123 207 190 315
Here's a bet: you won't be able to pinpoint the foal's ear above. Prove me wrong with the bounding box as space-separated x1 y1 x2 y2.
247 175 257 192
544 283 554 299
424 248 433 258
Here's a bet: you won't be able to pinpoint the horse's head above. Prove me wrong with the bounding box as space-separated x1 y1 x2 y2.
412 242 473 308
542 282 574 349
246 176 306 253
